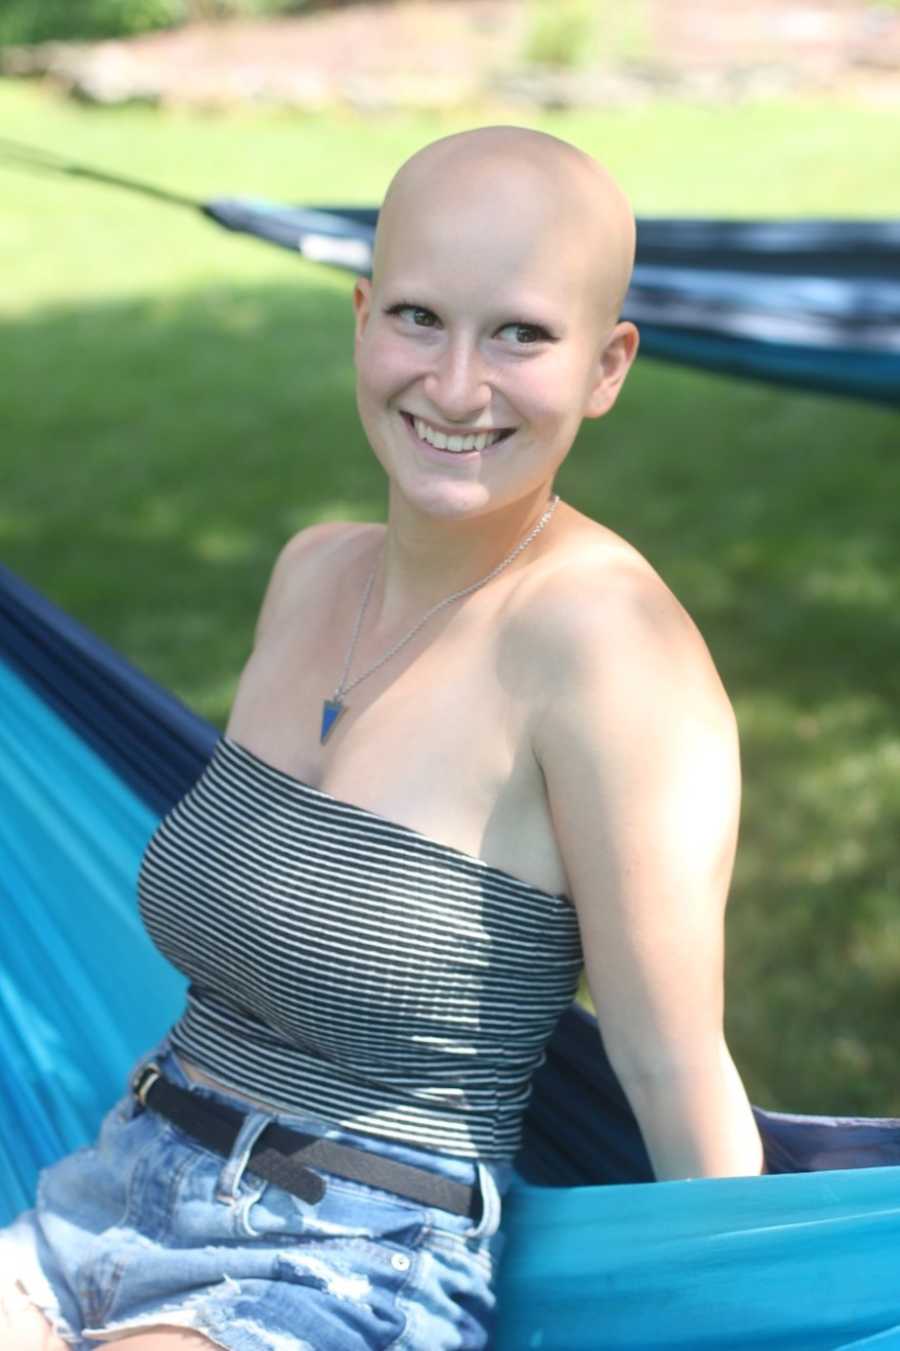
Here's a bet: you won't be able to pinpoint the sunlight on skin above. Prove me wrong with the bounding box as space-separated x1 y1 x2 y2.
85 1332 223 1348
0 1280 68 1351
352 125 640 608
373 126 637 332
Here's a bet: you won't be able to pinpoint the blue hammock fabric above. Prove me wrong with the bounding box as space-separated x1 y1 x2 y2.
206 200 900 406
4 562 900 1347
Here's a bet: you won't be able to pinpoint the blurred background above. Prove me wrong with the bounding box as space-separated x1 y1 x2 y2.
2 0 899 1118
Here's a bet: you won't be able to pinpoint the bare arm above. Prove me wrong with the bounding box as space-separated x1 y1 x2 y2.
531 563 763 1180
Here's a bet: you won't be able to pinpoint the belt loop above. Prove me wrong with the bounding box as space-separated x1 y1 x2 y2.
464 1162 503 1240
132 1063 161 1108
214 1109 272 1205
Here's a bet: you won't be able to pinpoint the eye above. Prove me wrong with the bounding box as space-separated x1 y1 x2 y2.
497 322 554 346
386 303 440 328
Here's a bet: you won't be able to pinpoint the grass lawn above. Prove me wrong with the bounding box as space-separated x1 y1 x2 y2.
2 80 899 1115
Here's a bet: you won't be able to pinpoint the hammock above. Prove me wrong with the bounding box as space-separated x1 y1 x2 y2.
208 200 900 407
4 563 900 1348
2 137 899 407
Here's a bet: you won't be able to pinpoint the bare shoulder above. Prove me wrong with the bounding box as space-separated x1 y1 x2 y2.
254 519 382 645
510 510 736 738
513 510 741 929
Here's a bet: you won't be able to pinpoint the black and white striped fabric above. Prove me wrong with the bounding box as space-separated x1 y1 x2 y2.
138 736 583 1159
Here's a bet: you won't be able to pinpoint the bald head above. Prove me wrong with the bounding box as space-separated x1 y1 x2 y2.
373 126 636 328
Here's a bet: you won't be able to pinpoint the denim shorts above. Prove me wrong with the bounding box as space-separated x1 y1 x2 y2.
0 1037 514 1350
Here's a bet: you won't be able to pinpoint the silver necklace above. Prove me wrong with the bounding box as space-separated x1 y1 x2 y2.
320 493 560 743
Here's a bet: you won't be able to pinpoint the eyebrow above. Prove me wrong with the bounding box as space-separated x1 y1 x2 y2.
382 297 434 310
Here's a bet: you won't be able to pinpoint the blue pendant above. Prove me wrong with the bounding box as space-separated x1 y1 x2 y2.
320 698 345 744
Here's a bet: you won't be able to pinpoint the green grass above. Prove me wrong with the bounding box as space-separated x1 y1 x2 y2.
3 82 900 1116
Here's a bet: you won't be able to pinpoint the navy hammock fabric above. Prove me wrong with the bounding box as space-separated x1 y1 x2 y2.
205 198 900 406
1 137 898 407
5 563 900 1348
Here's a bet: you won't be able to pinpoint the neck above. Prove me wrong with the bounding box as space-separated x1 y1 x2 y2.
372 485 558 629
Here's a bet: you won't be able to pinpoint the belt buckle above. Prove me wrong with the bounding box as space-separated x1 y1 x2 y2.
132 1062 161 1106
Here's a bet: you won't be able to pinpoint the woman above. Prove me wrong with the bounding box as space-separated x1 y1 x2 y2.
0 125 763 1351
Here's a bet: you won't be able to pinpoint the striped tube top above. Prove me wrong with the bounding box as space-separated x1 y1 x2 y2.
137 736 583 1159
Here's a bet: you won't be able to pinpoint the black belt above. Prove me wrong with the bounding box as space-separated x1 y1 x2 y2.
131 1063 480 1220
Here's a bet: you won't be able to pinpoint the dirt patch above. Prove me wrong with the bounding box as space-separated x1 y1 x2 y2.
4 0 899 109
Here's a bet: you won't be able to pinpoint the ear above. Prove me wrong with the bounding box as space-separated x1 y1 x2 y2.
584 321 640 419
352 276 373 346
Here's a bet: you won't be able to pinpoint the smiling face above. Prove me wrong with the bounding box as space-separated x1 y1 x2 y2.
353 128 638 522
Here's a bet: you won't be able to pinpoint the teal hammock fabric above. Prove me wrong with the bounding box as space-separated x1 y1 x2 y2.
5 571 900 1346
0 657 186 1219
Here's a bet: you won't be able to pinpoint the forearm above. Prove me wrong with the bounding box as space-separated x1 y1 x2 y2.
616 1040 764 1181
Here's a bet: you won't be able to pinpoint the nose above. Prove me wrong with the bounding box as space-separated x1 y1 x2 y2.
422 337 491 423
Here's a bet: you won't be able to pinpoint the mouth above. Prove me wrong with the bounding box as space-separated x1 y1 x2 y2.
401 411 515 455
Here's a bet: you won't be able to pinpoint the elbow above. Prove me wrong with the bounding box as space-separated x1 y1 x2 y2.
604 1036 728 1092
603 1037 765 1180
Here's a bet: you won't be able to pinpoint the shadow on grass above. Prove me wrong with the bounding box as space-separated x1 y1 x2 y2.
2 275 387 713
3 278 900 1114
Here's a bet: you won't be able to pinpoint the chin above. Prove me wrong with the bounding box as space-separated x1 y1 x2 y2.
394 478 495 520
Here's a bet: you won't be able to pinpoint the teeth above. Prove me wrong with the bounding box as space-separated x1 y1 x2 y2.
413 416 504 453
